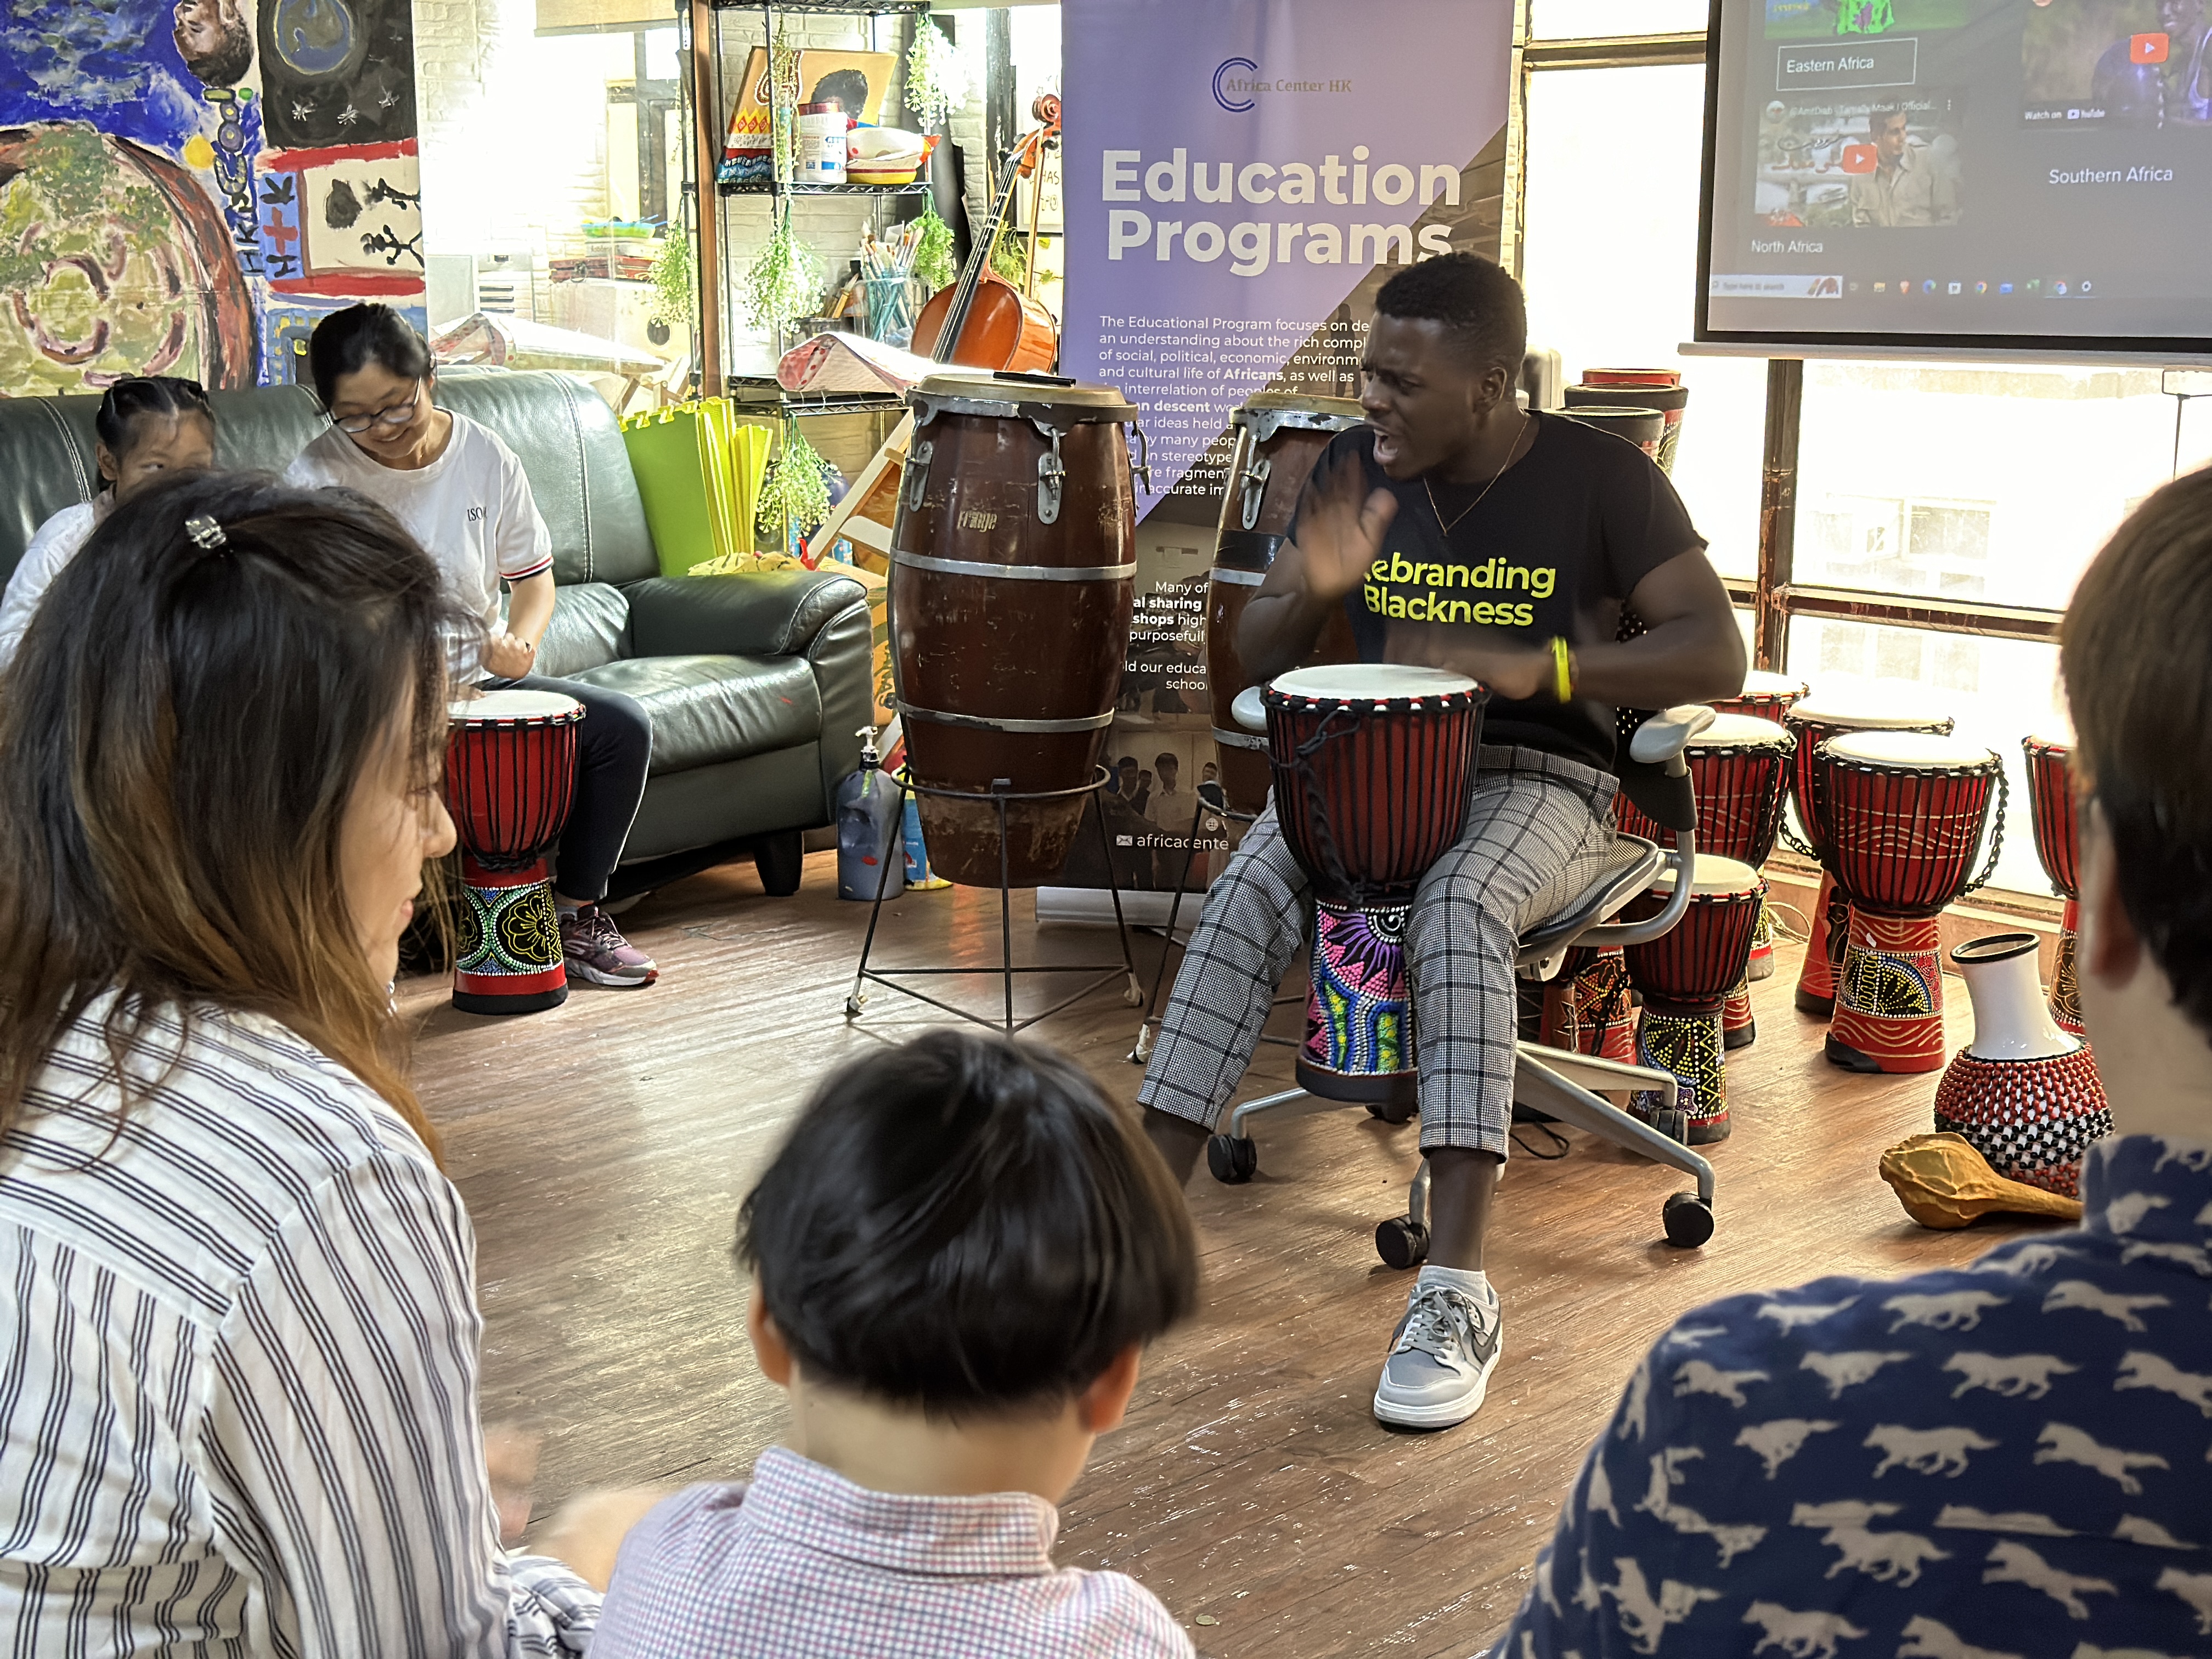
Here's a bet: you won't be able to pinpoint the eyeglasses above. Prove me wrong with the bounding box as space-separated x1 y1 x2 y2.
332 381 422 435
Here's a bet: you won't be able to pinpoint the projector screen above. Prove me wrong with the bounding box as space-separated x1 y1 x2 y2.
1697 0 2212 356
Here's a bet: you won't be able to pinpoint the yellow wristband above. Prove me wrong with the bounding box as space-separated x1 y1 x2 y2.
1551 636 1575 702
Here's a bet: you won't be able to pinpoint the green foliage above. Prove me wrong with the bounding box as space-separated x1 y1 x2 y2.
911 206 955 293
904 19 965 132
740 216 819 335
647 232 695 330
988 221 1026 288
756 420 832 545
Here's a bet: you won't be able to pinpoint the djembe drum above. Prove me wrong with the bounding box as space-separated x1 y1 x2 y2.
1621 855 1764 1144
1809 731 2005 1074
1566 368 1690 475
1784 691 1954 1018
1263 664 1487 1106
1934 932 2110 1197
444 689 584 1015
1711 668 1809 725
1206 393 1364 814
1616 713 1793 1048
1540 945 1639 1064
2023 732 2084 1035
890 371 1144 887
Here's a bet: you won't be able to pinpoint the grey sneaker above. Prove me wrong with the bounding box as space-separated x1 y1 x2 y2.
1373 1278 1503 1429
560 904 658 988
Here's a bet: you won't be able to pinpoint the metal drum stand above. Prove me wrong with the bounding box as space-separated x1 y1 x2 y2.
845 766 1146 1034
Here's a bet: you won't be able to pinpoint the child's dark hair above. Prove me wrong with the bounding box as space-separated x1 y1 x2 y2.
306 303 435 409
739 1031 1199 1415
95 377 215 488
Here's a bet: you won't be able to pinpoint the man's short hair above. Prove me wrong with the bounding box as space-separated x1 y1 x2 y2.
738 1031 1199 1416
1867 102 1908 129
1155 752 1178 769
2062 466 2212 1040
1374 253 1527 375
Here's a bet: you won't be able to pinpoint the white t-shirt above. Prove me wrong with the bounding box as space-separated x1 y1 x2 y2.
0 495 113 672
285 412 553 680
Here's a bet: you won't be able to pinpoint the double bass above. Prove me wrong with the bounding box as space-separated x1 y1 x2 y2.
910 96 1060 373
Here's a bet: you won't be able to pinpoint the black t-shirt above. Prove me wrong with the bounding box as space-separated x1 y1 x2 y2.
1286 413 1705 771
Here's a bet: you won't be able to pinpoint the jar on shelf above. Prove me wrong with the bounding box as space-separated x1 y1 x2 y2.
796 101 848 186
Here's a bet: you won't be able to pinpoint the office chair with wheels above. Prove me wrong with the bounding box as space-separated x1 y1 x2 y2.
1203 701 1721 1256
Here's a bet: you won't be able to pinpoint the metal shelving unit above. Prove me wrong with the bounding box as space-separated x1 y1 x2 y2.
678 0 929 396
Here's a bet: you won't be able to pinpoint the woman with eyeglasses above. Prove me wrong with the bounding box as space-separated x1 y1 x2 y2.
0 375 217 671
286 304 659 989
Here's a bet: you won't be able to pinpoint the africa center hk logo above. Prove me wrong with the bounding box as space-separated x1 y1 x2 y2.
1212 57 1258 113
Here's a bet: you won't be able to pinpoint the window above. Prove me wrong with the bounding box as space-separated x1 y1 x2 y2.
1794 363 2212 612
1530 0 1710 37
1787 619 2064 899
1521 61 1765 578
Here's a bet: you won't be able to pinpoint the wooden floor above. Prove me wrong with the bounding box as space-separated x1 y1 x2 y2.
404 854 2046 1659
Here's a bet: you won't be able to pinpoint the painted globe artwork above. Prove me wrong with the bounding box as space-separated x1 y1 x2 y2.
0 122 252 396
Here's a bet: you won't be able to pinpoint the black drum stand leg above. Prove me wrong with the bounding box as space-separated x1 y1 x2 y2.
844 775 909 1019
997 780 1017 1033
1093 785 1145 1013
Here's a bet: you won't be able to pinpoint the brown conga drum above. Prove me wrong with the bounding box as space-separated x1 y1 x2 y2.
1568 369 1690 475
890 371 1143 887
1206 392 1363 814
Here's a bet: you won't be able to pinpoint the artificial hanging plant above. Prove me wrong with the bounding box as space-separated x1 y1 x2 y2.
756 419 833 550
911 205 955 293
647 230 695 330
770 25 802 183
903 18 966 132
741 210 820 336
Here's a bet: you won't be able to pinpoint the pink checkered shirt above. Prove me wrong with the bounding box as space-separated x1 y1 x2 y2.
591 1447 1195 1658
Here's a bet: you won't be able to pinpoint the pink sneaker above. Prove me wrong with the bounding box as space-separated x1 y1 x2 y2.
559 904 658 988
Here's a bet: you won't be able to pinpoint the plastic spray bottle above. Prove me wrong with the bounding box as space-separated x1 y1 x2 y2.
835 726 905 901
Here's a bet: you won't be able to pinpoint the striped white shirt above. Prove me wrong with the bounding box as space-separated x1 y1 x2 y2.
0 998 597 1656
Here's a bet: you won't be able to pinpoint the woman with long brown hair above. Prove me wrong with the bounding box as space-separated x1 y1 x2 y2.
0 472 604 1652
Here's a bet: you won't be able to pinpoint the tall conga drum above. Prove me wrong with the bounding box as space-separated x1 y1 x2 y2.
1567 369 1690 475
1784 691 1954 1018
1206 393 1363 814
890 371 1144 887
1263 665 1487 1107
1934 933 2109 1198
1809 731 2005 1074
1559 405 1665 462
444 689 584 1015
1711 669 1809 724
1622 855 1764 1143
1615 713 1793 1046
2023 732 2084 1036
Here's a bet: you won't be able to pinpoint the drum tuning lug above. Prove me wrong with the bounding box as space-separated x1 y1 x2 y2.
1036 431 1065 525
1128 421 1154 495
903 441 934 512
1240 456 1272 531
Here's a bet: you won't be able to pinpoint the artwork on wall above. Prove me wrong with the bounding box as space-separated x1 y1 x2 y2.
0 0 424 397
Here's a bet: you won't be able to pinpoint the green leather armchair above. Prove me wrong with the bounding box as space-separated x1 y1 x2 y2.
0 370 871 898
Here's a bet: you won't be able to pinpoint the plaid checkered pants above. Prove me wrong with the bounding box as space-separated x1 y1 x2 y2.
1138 744 1621 1156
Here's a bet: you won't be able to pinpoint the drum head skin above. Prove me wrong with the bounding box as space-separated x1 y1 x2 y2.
2025 729 2074 754
1271 663 1480 703
1690 713 1793 753
1790 687 1953 730
1825 731 1998 771
451 688 584 724
1648 853 1762 897
1738 669 1809 698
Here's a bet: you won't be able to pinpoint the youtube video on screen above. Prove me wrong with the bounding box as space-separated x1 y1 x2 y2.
1702 0 2212 350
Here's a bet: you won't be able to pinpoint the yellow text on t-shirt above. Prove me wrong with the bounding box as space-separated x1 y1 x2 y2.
1363 550 1558 627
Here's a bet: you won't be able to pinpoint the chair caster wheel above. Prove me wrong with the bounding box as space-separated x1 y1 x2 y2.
1652 1107 1689 1144
1207 1134 1258 1184
1663 1191 1715 1249
1375 1216 1431 1270
1364 1097 1417 1125
844 994 866 1019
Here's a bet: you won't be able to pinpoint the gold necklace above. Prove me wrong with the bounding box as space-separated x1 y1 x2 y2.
1425 411 1530 537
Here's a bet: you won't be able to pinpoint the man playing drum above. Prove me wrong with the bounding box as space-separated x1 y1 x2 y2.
1137 255 1745 1430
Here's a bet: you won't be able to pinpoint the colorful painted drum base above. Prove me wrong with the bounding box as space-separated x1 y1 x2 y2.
1630 1009 1730 1143
1540 946 1639 1064
1722 979 1756 1051
1297 899 1417 1104
1933 1046 2111 1198
2051 906 2084 1036
1826 913 1945 1074
1795 872 1847 1018
454 863 567 1014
